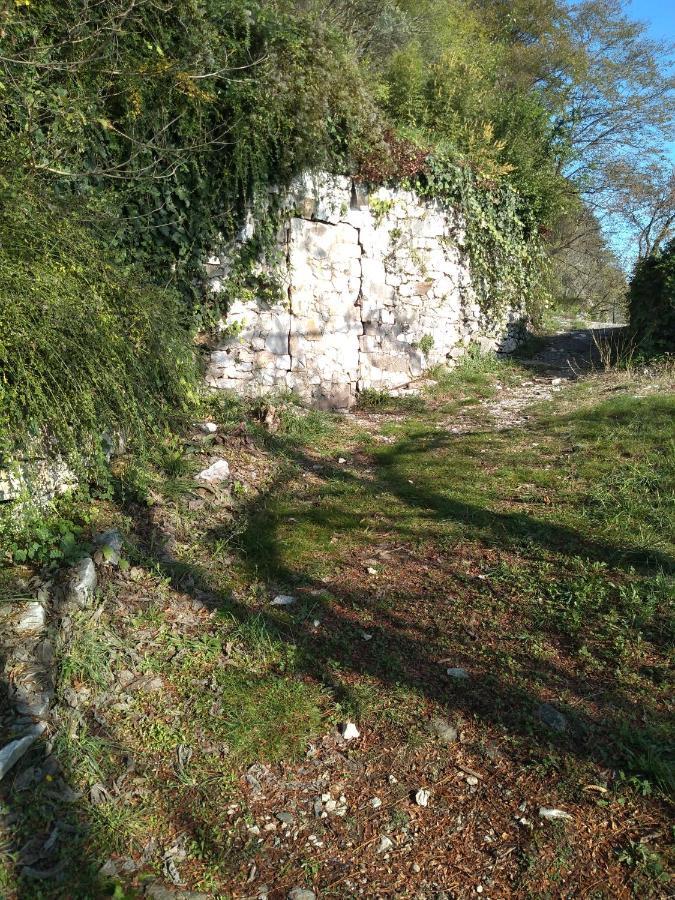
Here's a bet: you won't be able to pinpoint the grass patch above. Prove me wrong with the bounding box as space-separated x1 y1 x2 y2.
22 347 673 897
210 672 327 765
59 614 114 690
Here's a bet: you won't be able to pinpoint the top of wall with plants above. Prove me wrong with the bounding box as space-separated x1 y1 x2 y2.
3 0 664 519
0 1 572 320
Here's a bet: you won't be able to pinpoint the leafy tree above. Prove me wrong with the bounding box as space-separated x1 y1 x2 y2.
548 205 627 321
629 240 675 352
560 0 674 198
607 160 675 261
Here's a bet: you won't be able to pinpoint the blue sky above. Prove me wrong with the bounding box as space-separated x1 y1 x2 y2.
626 0 675 162
628 0 675 42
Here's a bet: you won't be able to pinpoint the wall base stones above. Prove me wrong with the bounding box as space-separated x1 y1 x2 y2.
205 173 525 409
0 457 77 508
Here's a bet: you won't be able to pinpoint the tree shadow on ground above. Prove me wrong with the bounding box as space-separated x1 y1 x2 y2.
152 398 672 786
7 354 670 894
0 576 114 898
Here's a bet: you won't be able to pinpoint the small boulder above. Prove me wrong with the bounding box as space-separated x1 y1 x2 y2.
430 717 458 744
0 724 46 781
340 722 360 741
94 528 124 566
15 602 46 635
536 703 567 733
377 835 393 854
415 788 430 807
67 557 97 608
446 667 469 680
539 806 573 821
196 459 230 484
270 594 296 607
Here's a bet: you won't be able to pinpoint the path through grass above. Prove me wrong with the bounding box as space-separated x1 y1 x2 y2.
2 333 673 898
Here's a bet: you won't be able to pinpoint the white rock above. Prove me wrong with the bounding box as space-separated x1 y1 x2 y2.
15 602 46 634
94 528 124 566
466 776 479 787
67 557 97 608
196 459 230 484
370 797 382 809
388 774 398 784
270 594 296 606
415 788 430 807
361 632 373 641
0 724 46 781
367 567 377 575
539 806 573 821
377 835 393 853
338 457 346 464
341 722 360 741
199 422 218 434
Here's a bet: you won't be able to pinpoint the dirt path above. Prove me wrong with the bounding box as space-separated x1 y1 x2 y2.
2 323 672 900
480 322 623 429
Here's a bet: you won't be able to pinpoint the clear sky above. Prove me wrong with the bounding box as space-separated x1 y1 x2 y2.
628 0 675 42
626 0 675 162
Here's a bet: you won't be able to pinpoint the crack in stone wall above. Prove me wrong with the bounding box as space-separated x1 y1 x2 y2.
205 172 524 408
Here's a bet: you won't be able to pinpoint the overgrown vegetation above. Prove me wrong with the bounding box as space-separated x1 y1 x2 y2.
2 348 670 896
0 0 672 523
629 238 675 352
0 165 198 472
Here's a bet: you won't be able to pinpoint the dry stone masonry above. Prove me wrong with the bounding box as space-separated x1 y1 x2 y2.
205 173 524 408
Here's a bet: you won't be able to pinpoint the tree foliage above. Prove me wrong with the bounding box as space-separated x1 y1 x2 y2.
629 240 675 353
0 0 377 300
548 206 627 321
0 0 673 492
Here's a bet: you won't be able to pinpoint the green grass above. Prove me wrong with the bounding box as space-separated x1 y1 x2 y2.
228 360 674 795
59 613 114 690
18 351 672 897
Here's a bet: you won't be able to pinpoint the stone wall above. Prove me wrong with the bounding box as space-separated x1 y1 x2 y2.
205 173 524 408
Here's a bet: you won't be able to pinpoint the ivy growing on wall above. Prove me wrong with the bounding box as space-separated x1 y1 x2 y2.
416 152 548 321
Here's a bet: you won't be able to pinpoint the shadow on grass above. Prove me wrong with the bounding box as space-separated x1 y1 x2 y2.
0 579 116 898
8 376 670 895
149 389 672 783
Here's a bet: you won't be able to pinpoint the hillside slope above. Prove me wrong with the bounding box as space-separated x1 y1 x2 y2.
1 324 672 898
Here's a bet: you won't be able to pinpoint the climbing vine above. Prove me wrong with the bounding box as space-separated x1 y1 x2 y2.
415 152 548 321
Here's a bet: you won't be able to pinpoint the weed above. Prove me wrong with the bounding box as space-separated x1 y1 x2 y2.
356 388 426 413
60 614 113 690
617 841 669 884
418 333 434 355
592 329 641 371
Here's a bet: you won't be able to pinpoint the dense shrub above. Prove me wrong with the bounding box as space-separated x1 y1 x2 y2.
629 241 675 353
0 0 378 307
0 166 198 476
